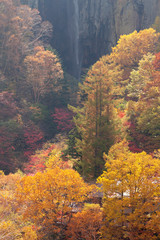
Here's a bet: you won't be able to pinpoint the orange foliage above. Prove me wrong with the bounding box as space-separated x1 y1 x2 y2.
66 204 102 240
16 167 92 238
24 46 63 102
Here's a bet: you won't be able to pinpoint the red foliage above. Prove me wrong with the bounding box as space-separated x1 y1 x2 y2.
118 111 125 119
23 122 44 158
127 122 159 153
24 155 46 175
24 143 73 175
24 144 56 174
0 121 44 173
128 141 142 153
52 108 74 131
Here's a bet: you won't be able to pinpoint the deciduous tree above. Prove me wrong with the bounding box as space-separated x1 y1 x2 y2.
16 167 92 239
24 46 63 103
0 171 36 240
109 28 160 96
98 141 160 240
127 52 160 153
66 204 102 240
0 0 52 83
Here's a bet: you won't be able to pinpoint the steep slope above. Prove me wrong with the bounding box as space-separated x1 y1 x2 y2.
23 0 160 78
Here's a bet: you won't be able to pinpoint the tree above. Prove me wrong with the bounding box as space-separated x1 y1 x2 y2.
98 141 160 240
110 28 159 68
52 107 74 132
23 121 44 158
16 167 92 239
24 137 73 175
127 53 155 101
0 91 45 173
0 170 37 240
0 0 52 83
68 29 160 179
24 46 63 103
23 141 56 175
70 59 123 179
127 52 160 153
109 28 160 96
152 16 160 33
66 204 102 240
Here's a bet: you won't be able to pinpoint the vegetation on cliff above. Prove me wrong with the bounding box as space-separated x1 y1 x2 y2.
1 1 160 239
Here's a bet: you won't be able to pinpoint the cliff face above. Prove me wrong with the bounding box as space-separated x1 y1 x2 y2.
21 0 39 9
28 0 160 78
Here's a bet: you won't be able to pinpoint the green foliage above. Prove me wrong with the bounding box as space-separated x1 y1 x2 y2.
69 60 118 179
127 53 155 99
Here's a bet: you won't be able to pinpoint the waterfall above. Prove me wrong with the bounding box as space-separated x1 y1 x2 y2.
73 0 79 66
72 0 81 79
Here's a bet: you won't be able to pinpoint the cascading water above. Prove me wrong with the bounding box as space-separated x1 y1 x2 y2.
66 0 81 79
73 0 80 79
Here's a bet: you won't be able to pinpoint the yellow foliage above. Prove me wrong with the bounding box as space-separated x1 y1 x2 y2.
21 226 37 240
111 28 159 67
0 170 4 176
0 220 19 240
0 172 30 240
46 148 64 169
24 46 63 103
46 147 73 170
16 167 92 238
98 141 160 239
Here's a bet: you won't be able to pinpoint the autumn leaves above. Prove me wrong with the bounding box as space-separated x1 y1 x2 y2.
70 28 160 178
98 141 160 239
1 1 160 238
16 167 92 239
0 0 63 173
24 46 63 103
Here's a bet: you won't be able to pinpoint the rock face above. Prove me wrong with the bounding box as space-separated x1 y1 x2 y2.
31 0 160 78
21 0 39 9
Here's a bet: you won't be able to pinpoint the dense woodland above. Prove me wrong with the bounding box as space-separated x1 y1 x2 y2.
1 0 160 239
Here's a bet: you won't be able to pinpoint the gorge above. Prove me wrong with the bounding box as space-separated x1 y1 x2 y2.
24 0 160 79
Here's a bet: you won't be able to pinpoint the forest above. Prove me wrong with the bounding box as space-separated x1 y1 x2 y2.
1 0 160 239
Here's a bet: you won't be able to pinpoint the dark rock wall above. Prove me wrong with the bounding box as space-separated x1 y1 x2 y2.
26 0 160 78
39 0 81 78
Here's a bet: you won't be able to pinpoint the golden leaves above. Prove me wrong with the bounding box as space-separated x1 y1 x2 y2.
16 167 92 238
24 46 63 103
98 142 160 239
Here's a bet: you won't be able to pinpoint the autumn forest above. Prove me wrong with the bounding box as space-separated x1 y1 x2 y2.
1 0 160 239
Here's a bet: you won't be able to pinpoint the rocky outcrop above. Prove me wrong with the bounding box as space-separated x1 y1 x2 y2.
25 0 160 78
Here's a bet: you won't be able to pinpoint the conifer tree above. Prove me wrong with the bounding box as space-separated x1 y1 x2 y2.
70 59 123 179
